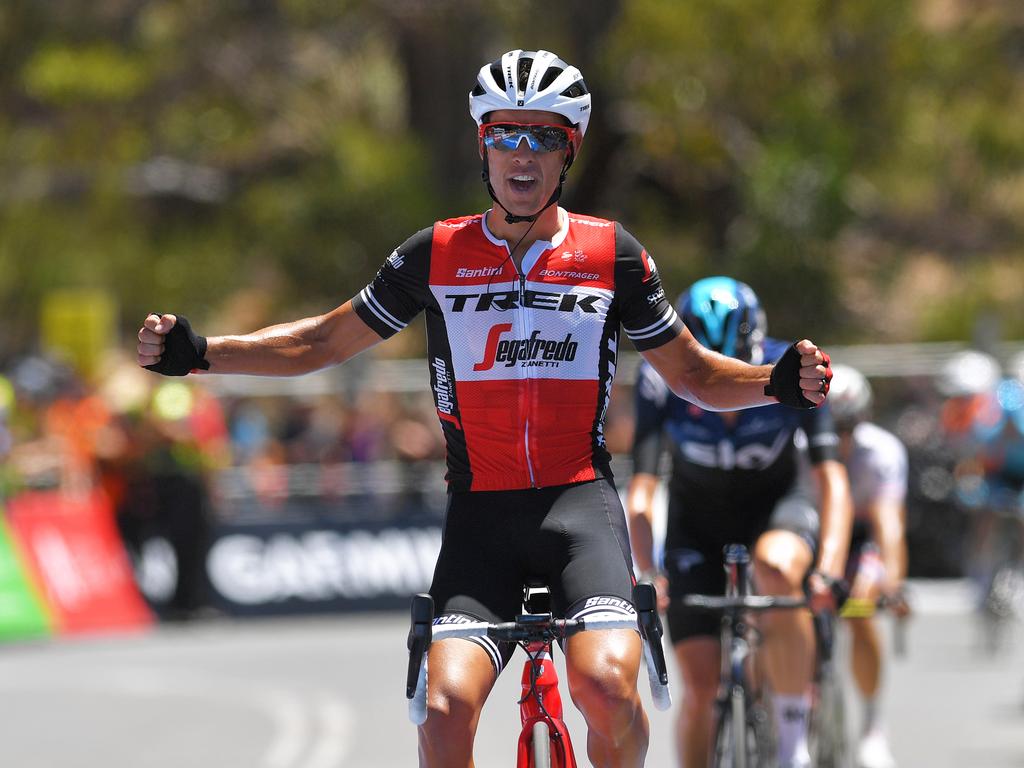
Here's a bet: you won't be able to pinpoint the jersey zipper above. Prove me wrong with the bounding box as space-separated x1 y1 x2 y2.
517 271 537 487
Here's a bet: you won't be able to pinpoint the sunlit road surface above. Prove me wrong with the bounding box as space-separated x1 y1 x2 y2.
0 580 1021 768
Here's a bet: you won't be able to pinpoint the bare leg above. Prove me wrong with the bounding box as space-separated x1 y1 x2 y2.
675 636 720 767
566 629 649 767
754 530 815 767
418 639 496 768
753 530 815 696
848 575 884 703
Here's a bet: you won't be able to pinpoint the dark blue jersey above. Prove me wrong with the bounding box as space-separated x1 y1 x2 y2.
632 338 839 511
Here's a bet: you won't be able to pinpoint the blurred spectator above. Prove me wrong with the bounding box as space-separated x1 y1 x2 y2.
346 390 396 463
228 398 273 465
389 393 446 517
92 358 228 621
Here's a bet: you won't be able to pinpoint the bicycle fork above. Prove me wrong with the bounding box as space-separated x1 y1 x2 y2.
725 544 756 768
723 632 753 768
516 643 577 768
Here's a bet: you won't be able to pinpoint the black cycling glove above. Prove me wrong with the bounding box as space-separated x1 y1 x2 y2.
144 315 210 377
811 569 851 610
764 343 831 409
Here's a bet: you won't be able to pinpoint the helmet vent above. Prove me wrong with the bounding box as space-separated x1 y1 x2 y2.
471 84 485 97
489 62 505 91
517 57 534 92
562 81 589 98
538 67 564 91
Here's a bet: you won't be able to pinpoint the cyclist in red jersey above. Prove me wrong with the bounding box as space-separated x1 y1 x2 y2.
137 49 833 768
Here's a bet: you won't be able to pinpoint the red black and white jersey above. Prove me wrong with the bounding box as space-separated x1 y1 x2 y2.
353 208 683 492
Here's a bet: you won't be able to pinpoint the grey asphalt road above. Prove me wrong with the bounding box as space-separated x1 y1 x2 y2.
0 581 1021 768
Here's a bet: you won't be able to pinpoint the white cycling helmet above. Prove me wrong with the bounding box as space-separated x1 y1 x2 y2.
469 49 591 140
828 364 873 425
935 349 1001 397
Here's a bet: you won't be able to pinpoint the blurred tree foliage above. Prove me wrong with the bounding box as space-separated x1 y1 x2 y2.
1 0 1022 365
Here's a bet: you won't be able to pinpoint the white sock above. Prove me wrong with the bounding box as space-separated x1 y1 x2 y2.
773 693 811 767
863 695 882 735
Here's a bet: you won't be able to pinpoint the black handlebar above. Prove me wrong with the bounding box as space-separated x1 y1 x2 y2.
634 582 670 686
487 617 579 642
683 594 808 612
404 584 673 697
406 593 434 699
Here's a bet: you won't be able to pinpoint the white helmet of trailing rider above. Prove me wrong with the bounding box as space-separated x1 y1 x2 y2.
828 364 873 426
469 49 591 144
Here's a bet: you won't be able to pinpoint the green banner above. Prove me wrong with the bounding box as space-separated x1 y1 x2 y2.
0 513 52 641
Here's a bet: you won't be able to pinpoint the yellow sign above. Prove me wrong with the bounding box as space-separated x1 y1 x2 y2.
40 289 118 381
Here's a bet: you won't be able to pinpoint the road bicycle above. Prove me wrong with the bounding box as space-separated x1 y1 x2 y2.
807 605 850 768
683 543 807 768
976 504 1024 655
809 589 916 768
405 582 671 768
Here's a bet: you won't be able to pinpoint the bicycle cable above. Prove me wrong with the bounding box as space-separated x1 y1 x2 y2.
516 641 556 722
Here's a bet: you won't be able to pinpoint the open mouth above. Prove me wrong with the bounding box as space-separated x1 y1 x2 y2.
508 174 537 194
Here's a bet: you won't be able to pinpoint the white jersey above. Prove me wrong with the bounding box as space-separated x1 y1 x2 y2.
845 422 908 521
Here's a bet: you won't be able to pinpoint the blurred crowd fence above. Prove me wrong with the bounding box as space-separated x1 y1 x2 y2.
2 341 1023 637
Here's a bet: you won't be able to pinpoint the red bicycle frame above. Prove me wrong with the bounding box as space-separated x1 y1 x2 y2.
406 584 671 768
515 642 577 768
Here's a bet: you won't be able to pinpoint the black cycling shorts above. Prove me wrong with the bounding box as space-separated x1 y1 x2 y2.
662 483 819 643
429 477 636 673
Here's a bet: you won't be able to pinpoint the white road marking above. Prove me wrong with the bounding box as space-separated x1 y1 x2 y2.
258 690 310 768
301 694 354 768
0 666 355 768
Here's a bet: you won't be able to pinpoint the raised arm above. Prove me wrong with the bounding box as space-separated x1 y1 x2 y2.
139 227 434 378
640 329 831 412
137 302 382 377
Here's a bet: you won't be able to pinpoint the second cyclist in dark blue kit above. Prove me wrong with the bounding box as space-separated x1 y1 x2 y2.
626 276 853 768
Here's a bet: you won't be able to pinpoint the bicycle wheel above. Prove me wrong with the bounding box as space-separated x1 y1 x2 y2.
747 701 775 768
711 699 736 768
730 686 747 768
983 564 1024 654
531 720 551 768
711 690 769 768
810 667 850 768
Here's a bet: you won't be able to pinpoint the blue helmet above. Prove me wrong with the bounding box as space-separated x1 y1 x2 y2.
678 277 767 364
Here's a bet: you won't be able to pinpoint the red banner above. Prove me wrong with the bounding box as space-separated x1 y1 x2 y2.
6 490 152 635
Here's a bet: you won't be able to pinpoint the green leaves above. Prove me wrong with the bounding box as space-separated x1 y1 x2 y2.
22 44 151 104
2 1 1023 365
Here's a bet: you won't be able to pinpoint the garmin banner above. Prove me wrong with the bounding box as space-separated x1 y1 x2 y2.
205 519 442 615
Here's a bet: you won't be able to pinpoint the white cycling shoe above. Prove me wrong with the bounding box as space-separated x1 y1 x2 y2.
776 747 812 768
857 729 898 768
